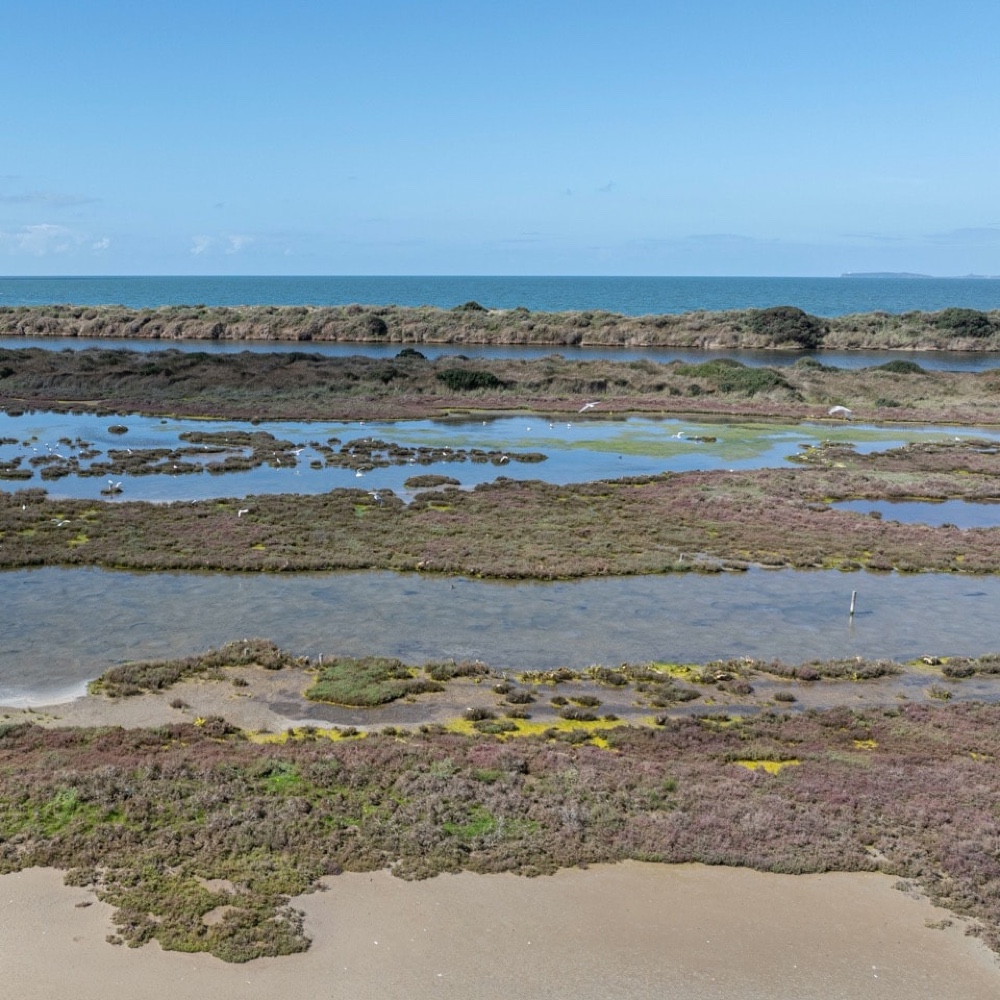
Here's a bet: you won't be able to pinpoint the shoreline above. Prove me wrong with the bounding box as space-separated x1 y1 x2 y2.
3 863 997 1000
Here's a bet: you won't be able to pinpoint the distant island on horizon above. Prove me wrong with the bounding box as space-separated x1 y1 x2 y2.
841 271 1000 279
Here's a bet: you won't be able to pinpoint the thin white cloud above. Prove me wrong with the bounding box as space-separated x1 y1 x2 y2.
190 235 212 255
92 237 111 251
0 191 99 207
225 234 253 254
927 227 1000 245
0 223 83 255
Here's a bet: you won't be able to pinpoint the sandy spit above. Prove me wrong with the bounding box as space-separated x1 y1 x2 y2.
2 863 998 1000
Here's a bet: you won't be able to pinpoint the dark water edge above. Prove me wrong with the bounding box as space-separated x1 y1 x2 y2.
4 335 1000 373
3 275 1000 317
3 566 1000 704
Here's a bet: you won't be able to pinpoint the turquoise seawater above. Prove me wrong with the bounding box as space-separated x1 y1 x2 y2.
2 275 1000 316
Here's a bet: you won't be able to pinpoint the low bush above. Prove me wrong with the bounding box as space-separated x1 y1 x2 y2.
746 306 826 349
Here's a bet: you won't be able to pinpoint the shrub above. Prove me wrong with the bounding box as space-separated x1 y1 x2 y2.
364 316 388 338
933 308 994 338
436 368 507 391
506 689 536 705
746 306 826 349
558 707 598 722
873 360 925 374
452 300 487 311
462 706 496 721
425 660 489 682
306 656 443 706
674 359 791 397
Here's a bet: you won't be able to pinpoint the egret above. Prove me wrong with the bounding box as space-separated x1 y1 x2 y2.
578 401 599 413
828 405 853 419
237 508 250 517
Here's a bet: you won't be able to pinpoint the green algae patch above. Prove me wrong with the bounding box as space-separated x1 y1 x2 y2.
305 655 444 707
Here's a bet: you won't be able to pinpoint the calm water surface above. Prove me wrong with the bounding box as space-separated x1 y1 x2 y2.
834 499 1000 529
3 567 1000 705
3 275 1000 316
3 411 996 502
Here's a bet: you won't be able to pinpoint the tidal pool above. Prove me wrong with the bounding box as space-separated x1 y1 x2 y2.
2 410 995 503
834 498 1000 529
3 566 1000 705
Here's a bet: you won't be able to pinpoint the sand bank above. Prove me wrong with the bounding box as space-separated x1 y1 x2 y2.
2 863 997 1000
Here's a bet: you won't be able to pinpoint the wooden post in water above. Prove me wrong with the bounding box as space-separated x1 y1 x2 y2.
849 590 857 619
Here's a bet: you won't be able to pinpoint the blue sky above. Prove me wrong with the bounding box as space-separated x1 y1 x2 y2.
3 0 999 276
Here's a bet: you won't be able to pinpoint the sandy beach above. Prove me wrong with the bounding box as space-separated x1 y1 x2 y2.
2 863 997 1000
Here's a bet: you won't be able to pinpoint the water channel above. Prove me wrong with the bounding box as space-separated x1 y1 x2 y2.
3 335 1000 372
3 566 1000 705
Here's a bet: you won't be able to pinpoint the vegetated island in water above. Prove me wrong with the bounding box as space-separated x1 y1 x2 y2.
4 301 1000 350
6 438 1000 577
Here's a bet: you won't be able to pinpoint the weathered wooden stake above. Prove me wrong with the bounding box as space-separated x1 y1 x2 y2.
849 590 857 618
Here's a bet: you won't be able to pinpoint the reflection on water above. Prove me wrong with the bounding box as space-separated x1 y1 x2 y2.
4 566 1000 704
834 499 1000 529
3 410 996 502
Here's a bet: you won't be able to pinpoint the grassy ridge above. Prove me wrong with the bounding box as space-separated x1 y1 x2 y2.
3 345 1000 425
4 302 1000 351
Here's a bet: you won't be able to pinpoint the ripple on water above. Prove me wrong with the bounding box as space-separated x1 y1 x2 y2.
5 566 1000 704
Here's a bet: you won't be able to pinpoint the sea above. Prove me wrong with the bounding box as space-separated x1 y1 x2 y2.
2 275 1000 317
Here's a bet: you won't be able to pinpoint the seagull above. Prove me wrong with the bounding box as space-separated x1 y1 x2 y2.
828 405 853 419
579 401 599 413
290 447 305 456
51 518 70 527
370 491 383 506
237 508 250 517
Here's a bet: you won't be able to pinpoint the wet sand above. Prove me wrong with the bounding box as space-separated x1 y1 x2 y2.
2 863 997 1000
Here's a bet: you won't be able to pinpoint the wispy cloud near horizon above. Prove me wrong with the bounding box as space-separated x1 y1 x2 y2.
0 191 99 207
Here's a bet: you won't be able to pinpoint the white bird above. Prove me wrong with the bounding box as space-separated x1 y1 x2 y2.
579 401 599 413
355 470 364 477
237 508 250 517
290 447 305 456
828 405 853 420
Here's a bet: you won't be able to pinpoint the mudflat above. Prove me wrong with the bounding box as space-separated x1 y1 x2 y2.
2 864 997 1000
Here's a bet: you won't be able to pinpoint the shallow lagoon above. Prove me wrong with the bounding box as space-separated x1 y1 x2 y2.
4 566 1000 704
3 410 996 502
